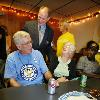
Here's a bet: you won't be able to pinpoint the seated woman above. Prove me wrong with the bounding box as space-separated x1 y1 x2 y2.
76 40 100 74
49 41 77 83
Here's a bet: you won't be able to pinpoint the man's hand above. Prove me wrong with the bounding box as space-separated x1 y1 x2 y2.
55 80 59 87
10 78 21 87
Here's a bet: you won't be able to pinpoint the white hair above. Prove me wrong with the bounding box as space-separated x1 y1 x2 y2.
13 31 30 45
63 41 76 52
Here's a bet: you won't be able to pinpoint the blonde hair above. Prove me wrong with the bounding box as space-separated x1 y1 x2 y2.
57 32 76 57
13 31 30 45
59 19 69 32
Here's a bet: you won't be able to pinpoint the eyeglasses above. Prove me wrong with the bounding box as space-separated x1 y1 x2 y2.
63 45 75 52
21 40 33 46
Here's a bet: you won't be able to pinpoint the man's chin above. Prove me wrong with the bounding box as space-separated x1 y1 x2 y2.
26 49 32 54
29 49 32 52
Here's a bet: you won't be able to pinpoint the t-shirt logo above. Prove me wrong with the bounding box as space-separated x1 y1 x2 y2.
20 64 38 81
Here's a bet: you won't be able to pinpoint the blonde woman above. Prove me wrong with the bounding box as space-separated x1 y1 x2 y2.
57 19 75 57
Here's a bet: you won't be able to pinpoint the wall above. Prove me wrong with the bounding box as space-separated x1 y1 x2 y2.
0 13 30 51
0 13 100 52
69 15 100 52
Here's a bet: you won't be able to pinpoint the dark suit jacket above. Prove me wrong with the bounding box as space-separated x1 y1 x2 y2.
23 20 54 60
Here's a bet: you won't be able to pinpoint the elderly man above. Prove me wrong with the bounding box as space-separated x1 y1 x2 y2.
4 31 53 87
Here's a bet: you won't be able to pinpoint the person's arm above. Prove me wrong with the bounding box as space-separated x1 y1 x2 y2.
44 71 52 81
76 56 85 70
57 77 69 83
10 78 21 87
44 70 59 86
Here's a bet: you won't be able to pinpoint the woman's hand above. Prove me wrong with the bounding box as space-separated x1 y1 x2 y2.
57 77 69 83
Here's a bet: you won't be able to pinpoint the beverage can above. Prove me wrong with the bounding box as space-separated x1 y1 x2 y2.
48 78 56 94
80 75 87 87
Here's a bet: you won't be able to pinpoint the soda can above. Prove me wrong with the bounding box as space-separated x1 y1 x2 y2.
80 75 87 87
48 78 56 94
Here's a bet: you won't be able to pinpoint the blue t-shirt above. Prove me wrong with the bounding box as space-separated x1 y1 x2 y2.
4 49 48 86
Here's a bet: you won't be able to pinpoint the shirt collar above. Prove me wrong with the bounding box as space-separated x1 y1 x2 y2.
58 56 71 65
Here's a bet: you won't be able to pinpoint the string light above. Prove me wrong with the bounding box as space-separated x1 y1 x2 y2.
68 11 100 25
0 5 37 19
0 5 100 25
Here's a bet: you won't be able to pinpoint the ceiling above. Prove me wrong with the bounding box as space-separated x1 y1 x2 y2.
0 0 100 20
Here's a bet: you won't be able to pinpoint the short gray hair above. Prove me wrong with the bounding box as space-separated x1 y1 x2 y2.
13 31 30 45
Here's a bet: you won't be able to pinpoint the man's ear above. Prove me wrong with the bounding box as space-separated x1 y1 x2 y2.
16 44 21 50
47 17 50 22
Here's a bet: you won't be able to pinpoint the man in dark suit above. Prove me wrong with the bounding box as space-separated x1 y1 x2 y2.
23 6 54 64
